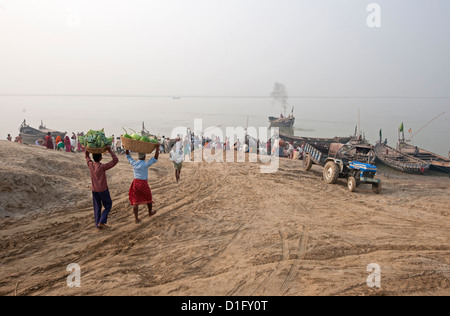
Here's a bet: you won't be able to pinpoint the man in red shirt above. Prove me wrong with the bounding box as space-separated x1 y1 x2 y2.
85 146 119 230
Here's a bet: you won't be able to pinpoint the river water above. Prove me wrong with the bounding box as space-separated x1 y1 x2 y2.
1 96 449 157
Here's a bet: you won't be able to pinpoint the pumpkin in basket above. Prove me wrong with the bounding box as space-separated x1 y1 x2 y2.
121 136 159 154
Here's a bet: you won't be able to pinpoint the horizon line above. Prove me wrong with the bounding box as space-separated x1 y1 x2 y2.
0 94 449 99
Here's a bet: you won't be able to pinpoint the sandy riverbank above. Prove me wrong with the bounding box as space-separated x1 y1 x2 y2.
0 140 449 296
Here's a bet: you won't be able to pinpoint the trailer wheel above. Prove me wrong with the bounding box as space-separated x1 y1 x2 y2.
348 177 357 192
372 183 382 194
323 161 340 184
303 154 313 171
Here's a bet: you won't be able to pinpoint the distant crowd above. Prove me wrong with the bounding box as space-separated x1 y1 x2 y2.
5 131 305 160
157 132 306 160
5 132 131 154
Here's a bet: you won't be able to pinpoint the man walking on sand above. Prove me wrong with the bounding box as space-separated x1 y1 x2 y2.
126 147 159 224
85 146 119 230
170 143 184 184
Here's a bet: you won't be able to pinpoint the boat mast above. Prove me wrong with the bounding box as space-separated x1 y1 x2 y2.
408 112 445 141
358 108 361 137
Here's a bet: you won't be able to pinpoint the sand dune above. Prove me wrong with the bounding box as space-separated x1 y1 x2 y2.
0 140 449 296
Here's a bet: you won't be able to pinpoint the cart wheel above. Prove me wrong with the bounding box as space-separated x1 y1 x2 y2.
348 177 357 192
303 154 313 171
372 183 382 194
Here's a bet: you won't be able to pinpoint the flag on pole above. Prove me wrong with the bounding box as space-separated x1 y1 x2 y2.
399 123 404 133
409 128 412 133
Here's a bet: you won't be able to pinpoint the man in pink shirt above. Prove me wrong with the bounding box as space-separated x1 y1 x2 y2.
85 146 119 230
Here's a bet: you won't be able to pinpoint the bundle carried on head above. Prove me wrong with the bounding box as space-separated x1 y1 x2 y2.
79 129 114 154
121 128 159 154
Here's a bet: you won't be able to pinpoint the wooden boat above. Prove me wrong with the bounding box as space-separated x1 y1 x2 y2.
279 134 352 145
269 107 295 128
19 120 65 145
374 144 430 174
398 141 450 173
269 116 295 128
393 115 449 173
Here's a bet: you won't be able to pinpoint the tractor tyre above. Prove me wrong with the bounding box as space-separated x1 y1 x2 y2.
372 183 382 194
303 154 313 171
323 161 340 184
348 177 357 192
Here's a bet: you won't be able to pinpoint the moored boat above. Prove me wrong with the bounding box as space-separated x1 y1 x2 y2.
19 120 65 145
398 141 450 173
374 143 430 174
269 107 295 128
269 116 295 128
279 134 352 146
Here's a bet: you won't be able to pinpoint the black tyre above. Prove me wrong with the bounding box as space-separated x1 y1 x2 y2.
372 182 382 194
303 154 313 171
348 177 357 192
323 161 340 184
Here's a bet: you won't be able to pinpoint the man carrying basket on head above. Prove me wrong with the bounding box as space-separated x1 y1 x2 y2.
126 147 160 224
85 146 119 230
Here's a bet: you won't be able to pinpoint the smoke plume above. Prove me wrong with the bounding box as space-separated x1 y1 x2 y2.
270 82 288 114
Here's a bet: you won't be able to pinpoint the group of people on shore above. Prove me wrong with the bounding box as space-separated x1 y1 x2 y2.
157 130 305 161
7 133 23 144
6 132 125 155
83 132 303 231
6 129 304 161
283 140 305 160
41 132 82 152
6 131 85 153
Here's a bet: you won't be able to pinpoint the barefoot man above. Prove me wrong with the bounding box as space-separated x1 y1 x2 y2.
126 147 160 223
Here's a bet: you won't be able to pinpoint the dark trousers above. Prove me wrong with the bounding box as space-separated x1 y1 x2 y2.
92 189 112 227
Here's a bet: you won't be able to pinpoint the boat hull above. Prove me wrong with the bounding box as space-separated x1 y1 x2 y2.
430 164 450 173
21 133 46 145
19 121 65 145
375 157 429 174
398 143 450 174
269 116 295 128
375 144 430 174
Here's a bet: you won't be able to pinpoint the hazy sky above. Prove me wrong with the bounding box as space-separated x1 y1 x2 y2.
1 0 449 97
0 0 449 155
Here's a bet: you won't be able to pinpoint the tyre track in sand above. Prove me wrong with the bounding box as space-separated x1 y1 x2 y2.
1 159 235 295
1 146 449 296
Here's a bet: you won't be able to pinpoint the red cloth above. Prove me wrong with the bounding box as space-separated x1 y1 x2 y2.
45 135 54 149
65 136 71 152
129 179 154 206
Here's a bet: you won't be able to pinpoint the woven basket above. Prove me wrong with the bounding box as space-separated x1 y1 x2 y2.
121 136 158 154
85 146 108 154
